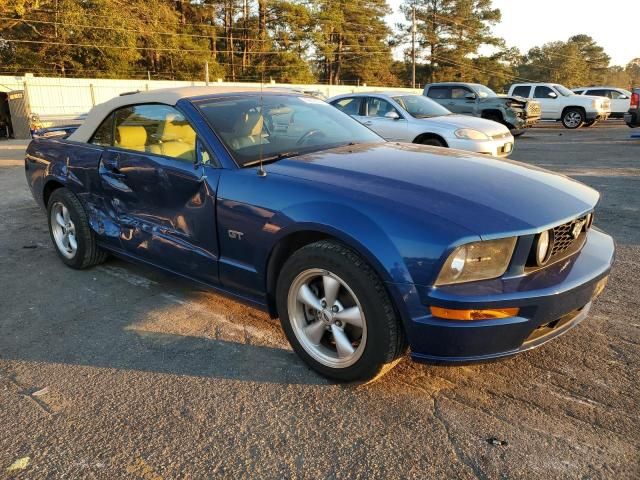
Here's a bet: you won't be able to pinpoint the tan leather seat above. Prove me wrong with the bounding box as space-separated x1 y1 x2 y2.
157 114 196 161
116 125 147 152
228 111 266 150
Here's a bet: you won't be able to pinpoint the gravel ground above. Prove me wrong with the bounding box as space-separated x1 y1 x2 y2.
0 123 638 479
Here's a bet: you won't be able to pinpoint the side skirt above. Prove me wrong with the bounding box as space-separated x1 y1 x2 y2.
97 243 270 313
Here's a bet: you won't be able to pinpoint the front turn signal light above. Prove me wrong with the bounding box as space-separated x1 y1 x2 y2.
430 306 520 321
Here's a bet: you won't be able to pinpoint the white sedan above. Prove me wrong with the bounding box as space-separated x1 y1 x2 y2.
328 92 514 157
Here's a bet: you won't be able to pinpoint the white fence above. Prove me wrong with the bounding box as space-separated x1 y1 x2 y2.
1 73 420 121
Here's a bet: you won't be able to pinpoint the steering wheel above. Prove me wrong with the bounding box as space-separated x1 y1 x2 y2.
296 129 326 146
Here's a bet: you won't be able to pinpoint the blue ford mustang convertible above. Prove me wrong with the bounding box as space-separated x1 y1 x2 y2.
25 87 614 381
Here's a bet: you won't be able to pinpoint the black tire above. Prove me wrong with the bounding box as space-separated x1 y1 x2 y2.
276 240 407 382
417 136 446 147
561 108 585 129
47 188 108 269
584 120 598 127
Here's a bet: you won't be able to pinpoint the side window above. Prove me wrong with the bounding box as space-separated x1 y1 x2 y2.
512 86 531 97
573 89 584 95
451 86 473 99
534 86 555 99
332 97 362 116
113 104 197 163
426 86 450 99
608 90 622 99
587 89 608 98
89 114 114 146
365 98 401 118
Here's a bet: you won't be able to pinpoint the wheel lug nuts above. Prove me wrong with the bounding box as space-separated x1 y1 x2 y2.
331 306 339 313
335 320 342 327
321 300 327 308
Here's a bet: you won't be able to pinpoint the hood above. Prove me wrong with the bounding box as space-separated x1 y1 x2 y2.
420 114 510 136
268 143 599 238
480 95 527 105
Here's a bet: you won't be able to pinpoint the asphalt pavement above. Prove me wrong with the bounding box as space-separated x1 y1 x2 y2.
0 123 638 478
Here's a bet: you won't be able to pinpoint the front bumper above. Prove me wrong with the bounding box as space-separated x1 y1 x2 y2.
512 115 540 129
448 137 514 158
403 228 614 363
587 110 610 122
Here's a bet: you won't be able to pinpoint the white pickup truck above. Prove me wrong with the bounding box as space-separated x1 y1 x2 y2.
507 83 611 129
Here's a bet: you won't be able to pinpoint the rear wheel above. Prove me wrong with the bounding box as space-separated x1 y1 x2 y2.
276 240 406 382
562 108 585 129
47 188 108 269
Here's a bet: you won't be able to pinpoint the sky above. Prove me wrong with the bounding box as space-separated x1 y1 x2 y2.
387 0 639 67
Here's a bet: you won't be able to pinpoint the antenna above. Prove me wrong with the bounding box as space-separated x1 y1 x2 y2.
257 70 267 177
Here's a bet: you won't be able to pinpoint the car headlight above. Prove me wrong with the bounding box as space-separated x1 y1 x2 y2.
435 237 517 286
454 128 490 140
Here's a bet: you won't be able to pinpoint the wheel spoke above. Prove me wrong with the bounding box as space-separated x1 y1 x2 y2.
322 275 340 308
55 212 66 227
68 233 77 251
62 206 70 224
334 306 363 328
61 233 71 251
297 284 322 311
303 320 326 345
331 325 355 358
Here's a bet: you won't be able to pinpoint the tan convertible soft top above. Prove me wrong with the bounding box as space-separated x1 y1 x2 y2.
68 86 265 143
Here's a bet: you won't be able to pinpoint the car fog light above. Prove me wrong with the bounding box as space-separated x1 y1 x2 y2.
534 230 552 266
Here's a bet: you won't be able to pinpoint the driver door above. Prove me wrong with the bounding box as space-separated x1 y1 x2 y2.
361 97 408 141
448 86 476 114
98 103 221 284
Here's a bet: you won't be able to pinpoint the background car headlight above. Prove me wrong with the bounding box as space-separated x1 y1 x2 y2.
435 237 517 286
454 128 490 141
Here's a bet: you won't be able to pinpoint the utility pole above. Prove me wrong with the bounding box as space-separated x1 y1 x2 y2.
205 61 210 85
411 4 416 89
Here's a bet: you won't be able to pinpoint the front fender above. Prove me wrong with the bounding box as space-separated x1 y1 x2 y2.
271 202 413 285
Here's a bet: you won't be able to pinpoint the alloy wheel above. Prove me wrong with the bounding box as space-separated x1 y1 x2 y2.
287 268 367 368
50 202 78 259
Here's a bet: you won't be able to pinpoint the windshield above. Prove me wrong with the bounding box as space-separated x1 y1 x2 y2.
474 84 498 98
392 95 451 118
195 95 383 167
554 84 574 96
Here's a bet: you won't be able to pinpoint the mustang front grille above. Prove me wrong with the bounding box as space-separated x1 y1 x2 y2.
526 215 591 270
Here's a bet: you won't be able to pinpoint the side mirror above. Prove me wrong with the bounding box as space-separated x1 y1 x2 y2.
464 93 477 100
385 111 400 120
548 92 558 99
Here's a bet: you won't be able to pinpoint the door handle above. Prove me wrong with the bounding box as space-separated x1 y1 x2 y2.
363 121 373 126
101 156 126 178
109 169 127 179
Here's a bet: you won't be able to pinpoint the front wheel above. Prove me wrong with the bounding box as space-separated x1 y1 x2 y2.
562 108 585 129
416 136 446 147
276 240 407 382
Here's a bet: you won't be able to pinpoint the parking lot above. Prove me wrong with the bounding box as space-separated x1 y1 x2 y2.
1 123 638 478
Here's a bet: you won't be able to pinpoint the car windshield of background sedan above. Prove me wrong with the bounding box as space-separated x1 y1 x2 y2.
195 95 383 167
393 95 452 118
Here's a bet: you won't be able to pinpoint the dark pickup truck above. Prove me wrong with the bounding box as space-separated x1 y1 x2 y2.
624 88 640 128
